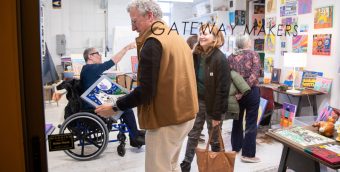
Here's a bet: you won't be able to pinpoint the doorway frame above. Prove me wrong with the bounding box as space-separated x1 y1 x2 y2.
18 0 48 171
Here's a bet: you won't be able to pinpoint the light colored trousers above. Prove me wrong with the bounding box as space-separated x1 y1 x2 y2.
145 118 195 172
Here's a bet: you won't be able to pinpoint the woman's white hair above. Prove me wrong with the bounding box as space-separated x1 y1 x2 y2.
234 34 251 55
127 0 163 19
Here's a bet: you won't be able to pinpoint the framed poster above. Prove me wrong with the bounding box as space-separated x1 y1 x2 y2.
271 68 281 84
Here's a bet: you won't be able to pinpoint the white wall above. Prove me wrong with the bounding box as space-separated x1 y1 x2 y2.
107 1 131 51
171 2 194 38
43 0 106 65
265 0 340 111
43 0 193 70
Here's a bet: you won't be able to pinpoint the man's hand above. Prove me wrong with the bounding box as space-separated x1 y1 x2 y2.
112 42 137 64
212 120 221 127
124 42 137 51
95 104 118 118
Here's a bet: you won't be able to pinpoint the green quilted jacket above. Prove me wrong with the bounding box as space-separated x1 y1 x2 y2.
226 70 250 120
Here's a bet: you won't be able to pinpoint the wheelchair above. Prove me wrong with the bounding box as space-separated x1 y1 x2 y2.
56 79 136 161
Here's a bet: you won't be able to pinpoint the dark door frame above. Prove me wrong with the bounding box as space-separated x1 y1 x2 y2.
17 0 48 171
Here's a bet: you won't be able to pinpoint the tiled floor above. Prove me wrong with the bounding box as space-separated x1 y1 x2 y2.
44 97 284 172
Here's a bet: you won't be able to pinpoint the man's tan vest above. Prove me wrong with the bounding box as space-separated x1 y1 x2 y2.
135 21 198 129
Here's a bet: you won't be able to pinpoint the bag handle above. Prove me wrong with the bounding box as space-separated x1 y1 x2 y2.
205 125 225 151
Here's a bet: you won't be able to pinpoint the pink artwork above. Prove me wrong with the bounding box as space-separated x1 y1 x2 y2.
298 0 312 14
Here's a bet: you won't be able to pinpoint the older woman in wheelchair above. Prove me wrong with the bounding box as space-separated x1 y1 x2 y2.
56 44 144 160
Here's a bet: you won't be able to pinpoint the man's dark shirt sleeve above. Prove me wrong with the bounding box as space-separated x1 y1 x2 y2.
80 60 114 91
117 38 162 110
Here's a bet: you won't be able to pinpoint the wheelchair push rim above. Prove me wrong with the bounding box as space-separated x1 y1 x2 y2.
59 112 109 161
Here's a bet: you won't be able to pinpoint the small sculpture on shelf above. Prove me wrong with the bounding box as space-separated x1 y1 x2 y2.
313 113 338 137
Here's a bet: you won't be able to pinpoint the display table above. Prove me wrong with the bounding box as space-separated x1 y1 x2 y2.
260 84 325 116
267 119 340 172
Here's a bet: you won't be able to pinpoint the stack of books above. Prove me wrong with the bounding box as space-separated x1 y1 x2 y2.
304 144 340 164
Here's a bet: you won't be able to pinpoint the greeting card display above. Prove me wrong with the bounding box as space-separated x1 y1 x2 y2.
81 75 129 108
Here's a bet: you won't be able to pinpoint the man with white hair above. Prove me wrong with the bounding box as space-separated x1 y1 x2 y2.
95 0 198 171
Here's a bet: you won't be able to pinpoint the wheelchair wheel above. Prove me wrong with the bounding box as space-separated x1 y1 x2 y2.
59 112 109 161
117 143 126 157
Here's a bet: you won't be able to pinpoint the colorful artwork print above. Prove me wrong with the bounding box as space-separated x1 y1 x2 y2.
313 77 332 93
294 71 303 88
281 42 286 48
299 24 309 32
280 0 285 5
81 75 129 108
301 70 323 88
254 5 265 14
292 35 308 53
52 0 61 9
272 126 334 147
266 0 277 13
312 34 332 56
285 0 297 16
252 14 265 32
280 6 285 17
265 34 276 54
280 36 287 50
283 70 294 86
298 0 312 14
265 17 276 30
254 39 265 51
280 102 296 127
271 68 281 83
131 56 138 73
235 10 246 25
281 17 297 35
229 12 235 25
264 56 273 84
316 105 333 122
314 6 333 29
